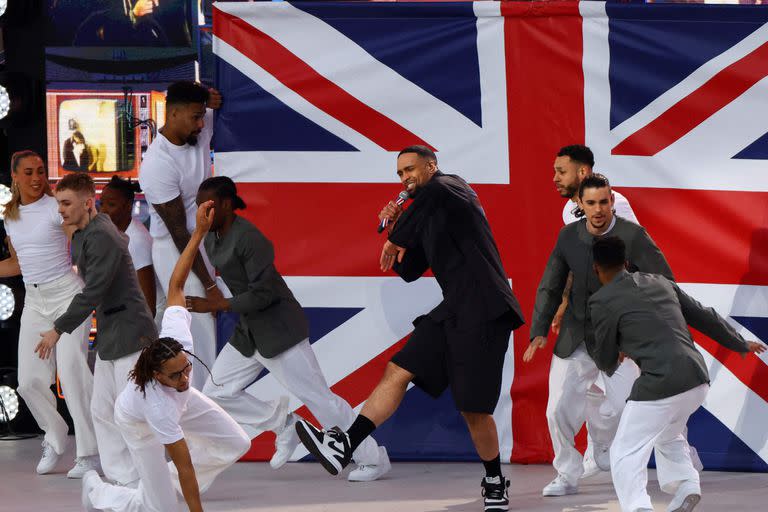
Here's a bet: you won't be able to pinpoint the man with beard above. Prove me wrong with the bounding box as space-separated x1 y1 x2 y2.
139 81 222 390
295 146 525 512
523 173 685 498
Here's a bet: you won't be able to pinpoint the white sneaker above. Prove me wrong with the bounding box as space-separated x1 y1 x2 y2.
270 414 300 469
347 446 391 482
36 440 62 475
67 455 102 479
594 444 611 472
581 455 602 479
81 470 102 512
667 481 701 512
542 474 578 496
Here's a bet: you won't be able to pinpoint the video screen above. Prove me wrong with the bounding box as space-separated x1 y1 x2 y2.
46 0 194 47
46 90 166 180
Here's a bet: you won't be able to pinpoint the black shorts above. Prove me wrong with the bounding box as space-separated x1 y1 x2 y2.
390 312 514 414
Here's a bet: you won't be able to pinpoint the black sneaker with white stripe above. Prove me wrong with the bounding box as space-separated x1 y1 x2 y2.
481 476 510 511
295 420 352 476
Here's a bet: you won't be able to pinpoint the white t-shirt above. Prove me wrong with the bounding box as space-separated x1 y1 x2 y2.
115 306 194 445
139 109 214 239
4 195 72 285
125 218 153 271
562 189 638 225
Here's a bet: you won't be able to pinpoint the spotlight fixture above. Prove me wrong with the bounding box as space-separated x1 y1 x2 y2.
0 184 11 219
0 85 10 120
0 284 14 321
0 384 18 422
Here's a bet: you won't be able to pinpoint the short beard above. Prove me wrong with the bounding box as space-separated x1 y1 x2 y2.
560 183 577 199
186 135 198 146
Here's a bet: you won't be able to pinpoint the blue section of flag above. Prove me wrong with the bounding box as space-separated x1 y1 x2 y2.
606 4 768 129
650 407 768 472
213 56 357 152
295 1 482 127
732 316 768 344
733 132 768 160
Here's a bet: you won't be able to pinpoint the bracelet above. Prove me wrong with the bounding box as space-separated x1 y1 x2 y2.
206 283 218 291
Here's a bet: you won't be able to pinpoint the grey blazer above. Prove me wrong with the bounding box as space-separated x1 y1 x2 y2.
55 214 156 360
205 216 308 359
530 216 673 358
589 271 749 401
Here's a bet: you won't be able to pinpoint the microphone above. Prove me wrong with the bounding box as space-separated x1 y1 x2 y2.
377 191 410 233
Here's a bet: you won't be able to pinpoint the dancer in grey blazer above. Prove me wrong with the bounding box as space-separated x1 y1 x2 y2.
589 236 765 512
38 173 157 486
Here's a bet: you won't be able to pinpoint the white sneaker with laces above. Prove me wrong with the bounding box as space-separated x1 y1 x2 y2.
347 446 391 482
67 455 102 479
667 480 701 512
581 455 601 479
36 440 62 475
270 414 300 469
542 474 579 496
81 470 102 512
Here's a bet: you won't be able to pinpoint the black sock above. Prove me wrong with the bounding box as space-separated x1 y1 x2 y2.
482 454 502 479
346 415 377 453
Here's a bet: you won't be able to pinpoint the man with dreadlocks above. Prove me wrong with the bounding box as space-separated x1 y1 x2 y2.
81 201 251 512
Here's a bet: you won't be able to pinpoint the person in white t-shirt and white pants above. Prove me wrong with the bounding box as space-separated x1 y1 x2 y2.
0 151 98 478
99 176 166 328
81 201 250 512
139 81 223 390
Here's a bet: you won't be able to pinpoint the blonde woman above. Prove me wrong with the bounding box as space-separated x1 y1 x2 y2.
0 151 99 477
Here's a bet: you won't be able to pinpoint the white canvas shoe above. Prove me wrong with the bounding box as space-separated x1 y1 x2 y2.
67 455 102 479
347 446 391 482
542 474 579 496
667 481 701 512
270 414 300 469
36 440 61 475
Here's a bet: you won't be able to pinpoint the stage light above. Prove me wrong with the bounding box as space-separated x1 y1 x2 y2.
0 385 19 422
0 1 7 18
0 85 10 120
0 284 14 321
0 184 11 220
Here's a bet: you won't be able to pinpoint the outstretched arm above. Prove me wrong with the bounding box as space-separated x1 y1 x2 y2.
167 201 214 308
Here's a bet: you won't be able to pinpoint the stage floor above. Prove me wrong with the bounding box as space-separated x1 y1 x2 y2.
2 437 766 511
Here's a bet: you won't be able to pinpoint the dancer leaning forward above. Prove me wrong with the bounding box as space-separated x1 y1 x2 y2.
589 236 765 512
82 201 250 512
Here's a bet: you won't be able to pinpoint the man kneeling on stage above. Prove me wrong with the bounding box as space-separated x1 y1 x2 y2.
589 236 765 512
81 201 250 512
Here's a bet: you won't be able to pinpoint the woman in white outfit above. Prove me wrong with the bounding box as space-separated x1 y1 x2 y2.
0 150 98 477
82 200 250 512
99 175 166 325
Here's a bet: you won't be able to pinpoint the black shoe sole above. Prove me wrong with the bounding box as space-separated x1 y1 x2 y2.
295 421 340 476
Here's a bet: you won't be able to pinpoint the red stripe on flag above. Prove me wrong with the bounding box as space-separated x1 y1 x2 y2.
213 7 432 152
242 336 410 461
617 187 768 286
501 0 585 464
612 42 768 156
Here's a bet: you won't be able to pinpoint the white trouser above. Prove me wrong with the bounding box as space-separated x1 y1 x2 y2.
546 343 639 484
151 236 216 390
16 272 97 457
611 384 707 512
92 352 140 484
88 389 250 512
204 340 383 465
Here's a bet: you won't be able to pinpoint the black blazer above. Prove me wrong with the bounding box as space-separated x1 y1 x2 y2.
389 172 524 330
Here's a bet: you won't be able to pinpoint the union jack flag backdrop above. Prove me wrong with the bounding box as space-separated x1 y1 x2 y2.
211 1 768 471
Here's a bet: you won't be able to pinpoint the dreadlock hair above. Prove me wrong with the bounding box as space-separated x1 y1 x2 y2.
128 337 218 396
104 175 142 203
